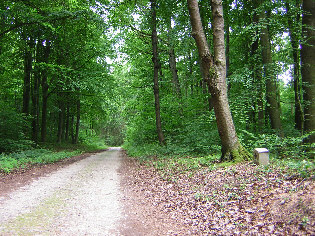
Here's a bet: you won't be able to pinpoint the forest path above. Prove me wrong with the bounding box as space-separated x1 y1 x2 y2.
0 147 130 235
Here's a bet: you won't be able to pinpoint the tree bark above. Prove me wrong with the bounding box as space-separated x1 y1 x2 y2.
65 105 70 141
31 67 40 143
41 42 50 142
187 0 249 161
223 0 230 78
252 0 265 129
301 0 315 143
41 83 48 142
168 25 181 99
151 0 166 146
22 39 33 115
32 41 41 143
167 18 183 115
74 98 80 144
57 94 65 144
70 114 75 144
286 0 303 131
259 2 284 137
169 47 181 97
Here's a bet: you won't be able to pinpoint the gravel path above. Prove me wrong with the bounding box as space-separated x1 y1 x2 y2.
0 147 124 235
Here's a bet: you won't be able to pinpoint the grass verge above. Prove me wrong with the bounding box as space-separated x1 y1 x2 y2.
124 143 314 180
0 142 108 173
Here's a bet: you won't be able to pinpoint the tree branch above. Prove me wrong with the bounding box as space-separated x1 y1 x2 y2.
0 14 76 38
129 24 169 45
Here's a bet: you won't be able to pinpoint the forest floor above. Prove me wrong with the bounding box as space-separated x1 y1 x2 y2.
122 152 314 235
0 148 314 235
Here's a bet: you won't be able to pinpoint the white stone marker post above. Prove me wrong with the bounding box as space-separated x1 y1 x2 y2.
254 148 269 165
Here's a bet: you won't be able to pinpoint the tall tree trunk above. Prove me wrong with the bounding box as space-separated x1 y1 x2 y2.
259 2 284 137
252 1 265 129
301 0 315 143
187 51 194 96
31 67 40 143
151 0 165 146
286 0 303 131
167 17 182 99
74 98 80 144
70 114 75 144
167 18 183 115
22 39 32 115
223 0 230 78
169 47 182 96
41 88 48 142
57 97 64 144
187 0 249 161
65 105 70 141
41 42 50 142
32 41 41 143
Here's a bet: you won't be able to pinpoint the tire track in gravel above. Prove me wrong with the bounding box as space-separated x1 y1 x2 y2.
0 147 124 235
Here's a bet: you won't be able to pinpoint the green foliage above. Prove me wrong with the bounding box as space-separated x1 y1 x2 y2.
77 134 109 150
42 138 108 153
0 105 33 153
239 130 313 159
0 149 81 173
271 158 314 179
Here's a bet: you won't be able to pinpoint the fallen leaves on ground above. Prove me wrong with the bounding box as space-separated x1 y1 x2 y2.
122 152 314 235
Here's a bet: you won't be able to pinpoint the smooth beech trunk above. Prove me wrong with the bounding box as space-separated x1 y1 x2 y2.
57 98 64 144
65 105 70 141
252 1 265 129
286 0 303 131
70 114 75 143
22 39 32 115
32 41 41 143
167 19 183 115
74 98 80 144
41 42 50 142
169 46 181 98
223 0 230 77
187 0 249 161
167 20 181 99
301 0 315 143
41 77 48 142
32 66 40 142
151 0 165 146
259 5 284 137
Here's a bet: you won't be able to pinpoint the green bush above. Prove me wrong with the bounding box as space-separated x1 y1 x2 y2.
0 149 81 173
0 106 33 153
239 130 313 159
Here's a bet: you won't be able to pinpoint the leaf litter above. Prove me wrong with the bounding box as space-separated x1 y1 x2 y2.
121 152 314 235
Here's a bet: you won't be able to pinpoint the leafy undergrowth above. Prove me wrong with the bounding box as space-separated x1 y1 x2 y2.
0 149 81 173
0 142 108 173
127 154 314 235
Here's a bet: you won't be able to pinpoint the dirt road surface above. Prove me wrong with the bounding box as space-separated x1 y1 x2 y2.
0 147 128 235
